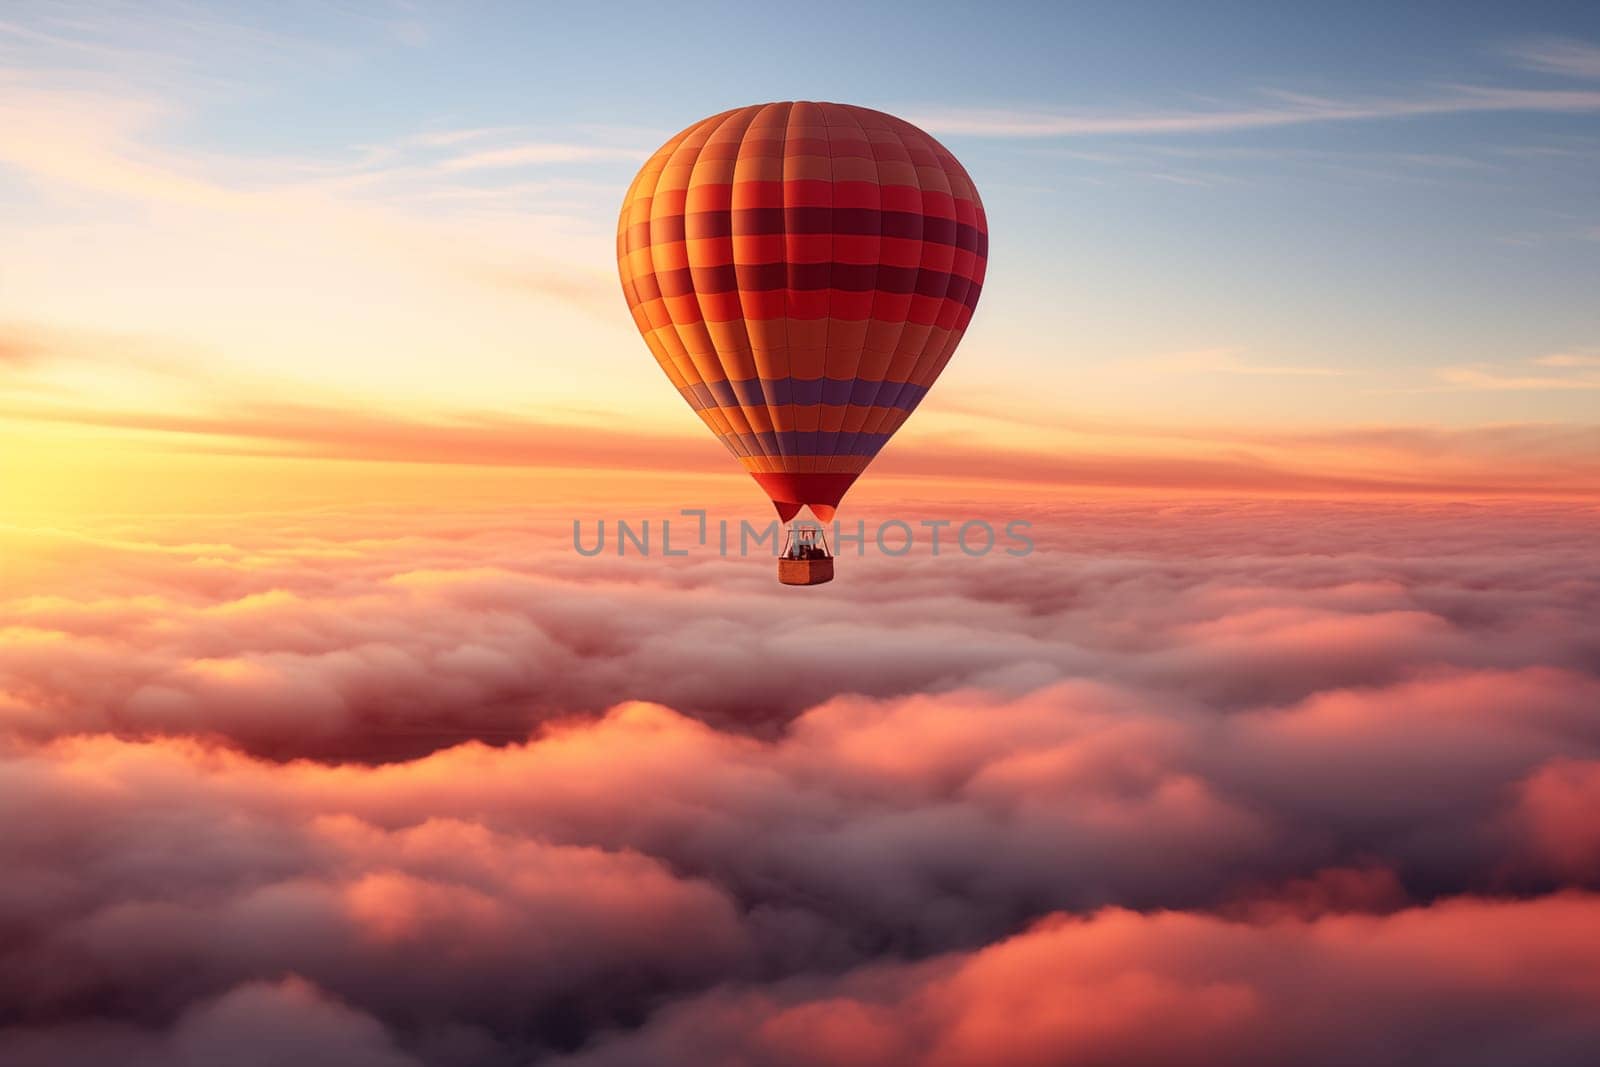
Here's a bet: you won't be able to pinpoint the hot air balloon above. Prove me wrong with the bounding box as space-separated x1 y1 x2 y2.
617 101 987 584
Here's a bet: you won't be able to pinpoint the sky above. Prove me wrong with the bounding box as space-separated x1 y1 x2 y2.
3 4 1600 1066
3 1 1600 523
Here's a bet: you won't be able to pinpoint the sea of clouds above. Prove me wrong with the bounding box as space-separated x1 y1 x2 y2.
2 496 1598 1066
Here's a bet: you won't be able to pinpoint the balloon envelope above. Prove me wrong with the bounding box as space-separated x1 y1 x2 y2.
617 101 987 521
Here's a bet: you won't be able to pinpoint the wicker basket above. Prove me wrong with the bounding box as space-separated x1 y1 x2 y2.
777 555 835 586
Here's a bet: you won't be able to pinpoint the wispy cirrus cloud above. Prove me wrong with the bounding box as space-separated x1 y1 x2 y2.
1534 352 1600 368
1436 352 1600 391
910 84 1600 138
401 125 525 148
438 143 648 172
1508 37 1600 80
7 386 1600 497
7 313 1598 500
0 398 719 472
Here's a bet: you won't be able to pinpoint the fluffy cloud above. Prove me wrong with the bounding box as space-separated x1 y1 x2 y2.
4 497 1596 759
3 677 1599 1061
560 894 1600 1067
1 976 424 1067
1509 759 1600 884
2 496 1598 1063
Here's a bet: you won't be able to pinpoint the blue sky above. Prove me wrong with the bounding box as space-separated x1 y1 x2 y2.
2 0 1598 447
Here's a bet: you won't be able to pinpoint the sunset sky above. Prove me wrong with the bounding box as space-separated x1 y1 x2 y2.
4 1 1600 522
3 5 1600 1067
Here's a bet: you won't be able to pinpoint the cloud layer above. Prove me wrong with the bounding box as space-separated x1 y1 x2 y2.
2 496 1599 1064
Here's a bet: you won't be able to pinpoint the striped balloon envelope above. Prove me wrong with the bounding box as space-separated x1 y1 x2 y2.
617 101 987 523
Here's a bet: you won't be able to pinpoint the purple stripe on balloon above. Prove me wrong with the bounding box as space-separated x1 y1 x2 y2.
679 379 929 414
730 378 768 408
789 379 824 406
717 431 892 458
820 378 855 405
761 378 791 407
875 381 909 410
849 379 882 405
